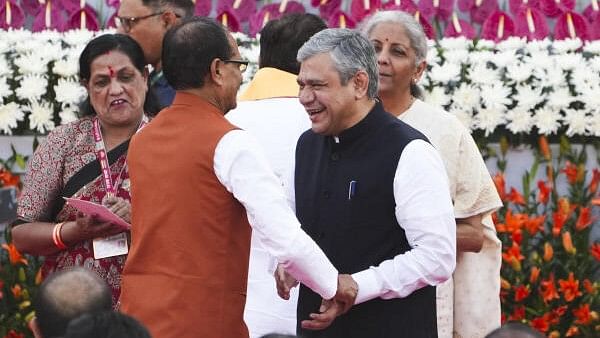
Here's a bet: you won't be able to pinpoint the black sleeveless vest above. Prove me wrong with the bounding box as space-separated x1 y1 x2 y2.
295 102 437 338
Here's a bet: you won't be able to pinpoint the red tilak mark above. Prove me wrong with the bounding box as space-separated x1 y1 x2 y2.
108 66 115 78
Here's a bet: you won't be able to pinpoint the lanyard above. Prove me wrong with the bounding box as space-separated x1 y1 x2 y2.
92 116 147 197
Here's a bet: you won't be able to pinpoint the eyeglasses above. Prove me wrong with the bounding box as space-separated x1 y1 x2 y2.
223 59 249 73
116 12 167 32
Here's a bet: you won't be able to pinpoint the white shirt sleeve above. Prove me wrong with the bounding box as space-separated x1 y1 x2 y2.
214 129 338 300
351 139 456 304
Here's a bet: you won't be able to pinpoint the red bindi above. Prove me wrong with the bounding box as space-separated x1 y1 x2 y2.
108 66 115 78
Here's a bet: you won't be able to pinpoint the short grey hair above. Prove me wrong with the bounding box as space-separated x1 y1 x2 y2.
297 28 379 99
360 10 428 65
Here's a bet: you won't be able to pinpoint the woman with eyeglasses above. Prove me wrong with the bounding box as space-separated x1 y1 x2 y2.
361 11 504 338
11 34 159 308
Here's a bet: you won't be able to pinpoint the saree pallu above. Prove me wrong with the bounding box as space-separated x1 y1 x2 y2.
16 118 132 308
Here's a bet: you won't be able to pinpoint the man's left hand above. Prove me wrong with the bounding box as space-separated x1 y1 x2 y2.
301 274 358 330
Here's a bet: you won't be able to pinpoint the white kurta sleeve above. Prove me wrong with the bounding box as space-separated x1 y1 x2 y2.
214 129 338 300
351 139 456 304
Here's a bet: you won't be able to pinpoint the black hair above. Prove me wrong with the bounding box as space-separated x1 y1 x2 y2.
78 34 159 117
64 311 151 338
162 17 232 90
34 268 112 338
141 0 195 18
259 13 327 75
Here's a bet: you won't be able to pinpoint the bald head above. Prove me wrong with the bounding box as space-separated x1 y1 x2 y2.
485 323 545 338
34 268 111 338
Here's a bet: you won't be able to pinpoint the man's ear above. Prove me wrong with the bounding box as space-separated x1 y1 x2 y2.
210 58 225 86
30 317 43 338
353 71 370 100
162 11 180 29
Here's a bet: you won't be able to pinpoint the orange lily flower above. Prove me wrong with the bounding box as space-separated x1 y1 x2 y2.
511 229 522 245
574 303 592 325
530 315 550 332
589 168 600 194
502 241 525 263
11 284 22 299
591 243 600 261
0 169 20 187
496 209 527 233
493 172 506 201
558 197 574 215
35 267 44 285
4 329 25 338
540 274 560 303
543 242 554 262
583 279 596 294
552 211 568 237
509 306 525 321
501 278 511 290
546 164 555 187
565 326 579 337
524 215 545 236
514 284 530 302
507 187 526 205
537 180 551 205
548 331 560 338
538 135 551 160
562 161 578 184
575 207 592 231
562 231 576 254
1 243 28 266
530 266 540 284
559 272 582 302
553 305 568 318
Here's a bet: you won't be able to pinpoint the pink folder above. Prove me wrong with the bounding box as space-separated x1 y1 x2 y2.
64 197 131 231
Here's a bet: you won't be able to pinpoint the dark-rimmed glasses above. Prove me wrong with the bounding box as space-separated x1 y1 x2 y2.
116 12 168 32
223 59 249 73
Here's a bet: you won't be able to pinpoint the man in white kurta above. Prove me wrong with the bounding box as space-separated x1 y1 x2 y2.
400 98 504 338
226 13 328 337
226 68 309 337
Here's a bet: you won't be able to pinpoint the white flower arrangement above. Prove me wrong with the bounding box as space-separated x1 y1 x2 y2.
0 29 107 135
1 30 599 139
421 37 600 138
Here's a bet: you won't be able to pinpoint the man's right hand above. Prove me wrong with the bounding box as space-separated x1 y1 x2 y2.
333 274 358 314
274 264 299 300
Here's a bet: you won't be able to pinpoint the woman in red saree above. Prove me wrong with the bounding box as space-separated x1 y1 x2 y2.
12 34 159 307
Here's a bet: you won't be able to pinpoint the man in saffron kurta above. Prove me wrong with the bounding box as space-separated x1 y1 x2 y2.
226 14 327 338
119 17 357 338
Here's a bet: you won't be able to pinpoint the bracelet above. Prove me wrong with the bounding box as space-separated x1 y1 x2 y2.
52 222 67 250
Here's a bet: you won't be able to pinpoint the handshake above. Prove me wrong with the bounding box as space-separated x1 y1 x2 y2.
274 264 359 330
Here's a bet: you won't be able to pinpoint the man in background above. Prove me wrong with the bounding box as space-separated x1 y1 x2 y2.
31 267 112 338
226 13 327 337
116 0 194 108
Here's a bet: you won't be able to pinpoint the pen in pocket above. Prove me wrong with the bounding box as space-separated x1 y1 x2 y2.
348 180 357 200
